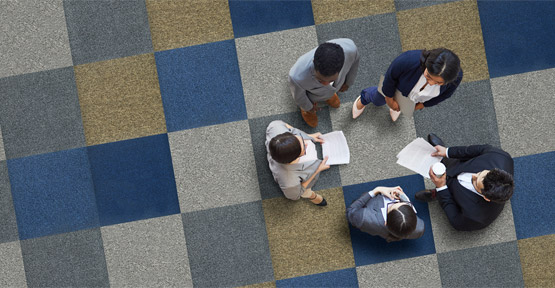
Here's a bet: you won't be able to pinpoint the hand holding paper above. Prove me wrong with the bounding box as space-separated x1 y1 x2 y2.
319 131 350 165
396 138 443 178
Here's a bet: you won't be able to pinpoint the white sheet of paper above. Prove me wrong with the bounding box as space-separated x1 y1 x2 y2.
320 131 350 165
378 75 415 117
396 137 442 178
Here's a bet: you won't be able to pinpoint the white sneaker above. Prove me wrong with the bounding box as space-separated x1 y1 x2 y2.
352 96 366 119
389 108 401 122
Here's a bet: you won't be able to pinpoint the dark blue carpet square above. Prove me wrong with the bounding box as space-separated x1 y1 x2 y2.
276 268 358 288
343 174 436 266
229 0 314 38
511 151 555 240
155 40 247 132
8 148 98 240
478 0 555 78
87 134 180 226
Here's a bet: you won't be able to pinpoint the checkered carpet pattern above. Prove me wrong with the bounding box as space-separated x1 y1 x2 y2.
1 0 554 287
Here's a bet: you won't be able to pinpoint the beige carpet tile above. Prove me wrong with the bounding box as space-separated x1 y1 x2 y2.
396 0 489 82
74 53 167 146
240 281 276 288
262 187 355 280
518 234 555 288
311 0 395 25
146 0 234 51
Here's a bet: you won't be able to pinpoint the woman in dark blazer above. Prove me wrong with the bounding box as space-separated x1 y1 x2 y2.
346 186 424 242
352 48 463 121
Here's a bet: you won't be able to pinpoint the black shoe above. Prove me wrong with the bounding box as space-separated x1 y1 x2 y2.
415 189 437 202
427 133 445 147
316 197 327 206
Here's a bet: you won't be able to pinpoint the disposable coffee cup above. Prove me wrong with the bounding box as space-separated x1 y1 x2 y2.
432 162 446 177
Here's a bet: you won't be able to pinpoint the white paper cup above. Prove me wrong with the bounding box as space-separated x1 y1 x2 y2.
432 162 446 177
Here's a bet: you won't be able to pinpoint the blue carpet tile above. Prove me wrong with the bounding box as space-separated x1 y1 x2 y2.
87 134 180 226
8 148 98 240
511 151 555 240
343 174 436 266
155 40 247 132
276 268 359 287
478 0 555 78
229 0 315 38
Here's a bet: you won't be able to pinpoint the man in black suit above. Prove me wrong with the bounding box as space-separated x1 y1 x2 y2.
416 134 514 231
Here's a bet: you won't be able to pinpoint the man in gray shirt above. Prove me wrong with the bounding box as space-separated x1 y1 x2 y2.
289 38 360 127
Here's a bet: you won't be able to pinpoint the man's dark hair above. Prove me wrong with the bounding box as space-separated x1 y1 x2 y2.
386 204 417 239
420 48 461 84
482 168 514 203
269 132 302 164
314 42 345 77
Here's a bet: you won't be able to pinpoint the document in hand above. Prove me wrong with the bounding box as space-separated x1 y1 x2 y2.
396 137 442 178
320 131 350 165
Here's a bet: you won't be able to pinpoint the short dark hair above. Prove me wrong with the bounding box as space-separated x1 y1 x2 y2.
386 204 417 239
269 132 302 164
482 168 514 203
420 48 461 84
314 42 345 77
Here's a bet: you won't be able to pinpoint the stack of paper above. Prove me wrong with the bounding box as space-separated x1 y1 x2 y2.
320 131 350 165
396 137 442 178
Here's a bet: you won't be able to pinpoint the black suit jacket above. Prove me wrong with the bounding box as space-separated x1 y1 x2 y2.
437 145 514 231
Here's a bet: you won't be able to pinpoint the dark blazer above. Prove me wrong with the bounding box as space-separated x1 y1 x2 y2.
346 192 424 242
438 145 514 231
381 50 463 107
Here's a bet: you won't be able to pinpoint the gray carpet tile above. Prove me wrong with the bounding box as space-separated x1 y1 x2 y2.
356 254 441 288
428 200 517 253
182 201 274 287
414 79 501 148
491 68 555 158
101 214 192 287
63 0 153 65
236 26 318 119
248 108 341 200
0 0 72 78
168 120 260 213
0 126 5 161
0 161 18 244
0 67 85 159
316 13 403 104
0 241 27 288
20 228 109 288
437 241 524 287
329 102 416 186
394 0 462 11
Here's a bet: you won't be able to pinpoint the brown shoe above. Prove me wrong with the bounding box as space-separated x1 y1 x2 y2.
326 93 340 108
301 110 318 127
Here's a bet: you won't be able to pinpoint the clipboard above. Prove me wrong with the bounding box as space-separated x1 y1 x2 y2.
377 75 415 117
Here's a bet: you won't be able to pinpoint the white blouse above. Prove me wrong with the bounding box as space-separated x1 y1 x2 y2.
408 74 441 103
